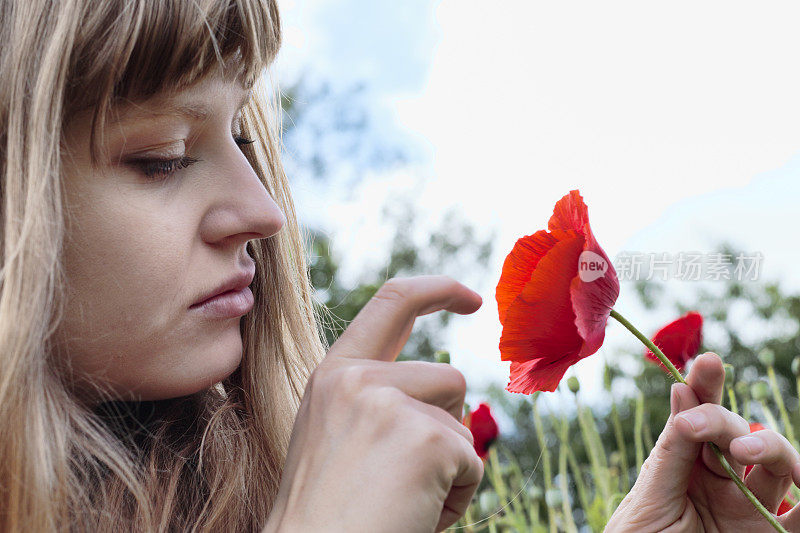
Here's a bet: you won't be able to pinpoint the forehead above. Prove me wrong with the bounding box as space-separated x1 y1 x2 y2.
107 75 252 126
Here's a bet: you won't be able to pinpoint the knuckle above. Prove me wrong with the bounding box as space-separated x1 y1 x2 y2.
416 421 448 449
367 386 406 415
442 364 467 395
336 365 377 398
310 363 382 408
375 277 411 303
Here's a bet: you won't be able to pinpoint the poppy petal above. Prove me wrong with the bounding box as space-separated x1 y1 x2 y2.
468 403 499 458
571 241 620 358
778 499 794 515
507 356 581 394
496 230 559 326
645 312 703 372
548 190 590 234
499 233 585 364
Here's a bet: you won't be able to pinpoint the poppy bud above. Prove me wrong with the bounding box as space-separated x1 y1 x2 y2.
723 364 735 388
567 376 580 394
735 381 750 399
434 350 450 364
758 348 776 367
792 357 800 377
751 381 770 402
609 450 622 467
545 489 563 508
479 490 500 515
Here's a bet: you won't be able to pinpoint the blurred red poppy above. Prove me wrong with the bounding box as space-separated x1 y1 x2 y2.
745 423 793 514
463 403 499 459
645 312 703 372
496 190 620 393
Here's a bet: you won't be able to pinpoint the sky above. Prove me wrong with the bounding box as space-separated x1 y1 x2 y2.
273 1 800 412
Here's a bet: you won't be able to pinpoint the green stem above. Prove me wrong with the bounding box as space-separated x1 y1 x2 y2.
610 309 788 533
558 418 578 533
575 395 610 509
768 365 798 449
549 411 591 517
609 309 683 382
642 412 655 452
487 448 509 516
634 392 645 473
532 396 556 533
727 387 739 416
763 404 781 435
463 505 476 533
610 402 630 492
743 389 752 421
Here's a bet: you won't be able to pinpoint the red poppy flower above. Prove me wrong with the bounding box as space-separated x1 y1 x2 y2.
645 312 703 372
744 423 794 514
496 190 620 394
463 403 499 459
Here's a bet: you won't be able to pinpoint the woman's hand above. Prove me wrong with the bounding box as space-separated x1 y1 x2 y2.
264 276 484 533
606 352 800 532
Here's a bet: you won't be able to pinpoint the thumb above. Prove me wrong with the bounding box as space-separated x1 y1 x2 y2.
633 383 703 501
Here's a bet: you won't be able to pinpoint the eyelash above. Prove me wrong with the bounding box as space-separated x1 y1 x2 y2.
134 135 255 180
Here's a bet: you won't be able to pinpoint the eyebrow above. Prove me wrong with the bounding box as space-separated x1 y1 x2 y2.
111 90 252 125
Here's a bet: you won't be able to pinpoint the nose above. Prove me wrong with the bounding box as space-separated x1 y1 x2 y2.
198 143 286 247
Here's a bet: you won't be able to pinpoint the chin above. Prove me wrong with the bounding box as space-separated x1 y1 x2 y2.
121 326 245 401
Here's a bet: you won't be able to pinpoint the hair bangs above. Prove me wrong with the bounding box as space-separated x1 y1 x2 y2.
64 0 281 152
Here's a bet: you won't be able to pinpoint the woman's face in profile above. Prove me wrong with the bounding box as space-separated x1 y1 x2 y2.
57 72 285 401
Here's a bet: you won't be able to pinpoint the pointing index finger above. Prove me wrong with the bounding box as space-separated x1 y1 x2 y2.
327 276 482 362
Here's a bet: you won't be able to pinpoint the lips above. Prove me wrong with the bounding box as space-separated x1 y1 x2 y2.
190 266 256 309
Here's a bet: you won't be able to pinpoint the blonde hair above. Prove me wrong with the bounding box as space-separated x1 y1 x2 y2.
0 0 326 530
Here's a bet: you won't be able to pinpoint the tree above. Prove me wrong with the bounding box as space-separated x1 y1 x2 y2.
279 73 494 361
307 200 494 361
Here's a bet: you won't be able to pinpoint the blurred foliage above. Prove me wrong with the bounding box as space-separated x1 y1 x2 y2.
279 74 494 361
307 203 494 361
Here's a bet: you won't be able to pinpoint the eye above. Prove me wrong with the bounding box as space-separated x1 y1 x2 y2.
127 135 255 181
132 156 200 181
234 135 255 146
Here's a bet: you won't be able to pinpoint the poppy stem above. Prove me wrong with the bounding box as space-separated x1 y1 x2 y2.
608 309 685 384
609 308 788 533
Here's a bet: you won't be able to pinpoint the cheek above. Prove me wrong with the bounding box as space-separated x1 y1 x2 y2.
57 197 210 398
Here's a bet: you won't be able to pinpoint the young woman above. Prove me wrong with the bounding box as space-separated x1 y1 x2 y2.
1 1 481 530
1 1 797 532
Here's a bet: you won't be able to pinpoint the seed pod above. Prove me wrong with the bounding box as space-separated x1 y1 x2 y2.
567 376 580 394
434 350 450 364
758 348 776 367
751 381 770 402
735 381 750 398
792 357 800 377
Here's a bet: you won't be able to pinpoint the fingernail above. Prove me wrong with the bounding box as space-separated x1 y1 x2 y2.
670 384 681 415
677 411 707 432
737 435 765 455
